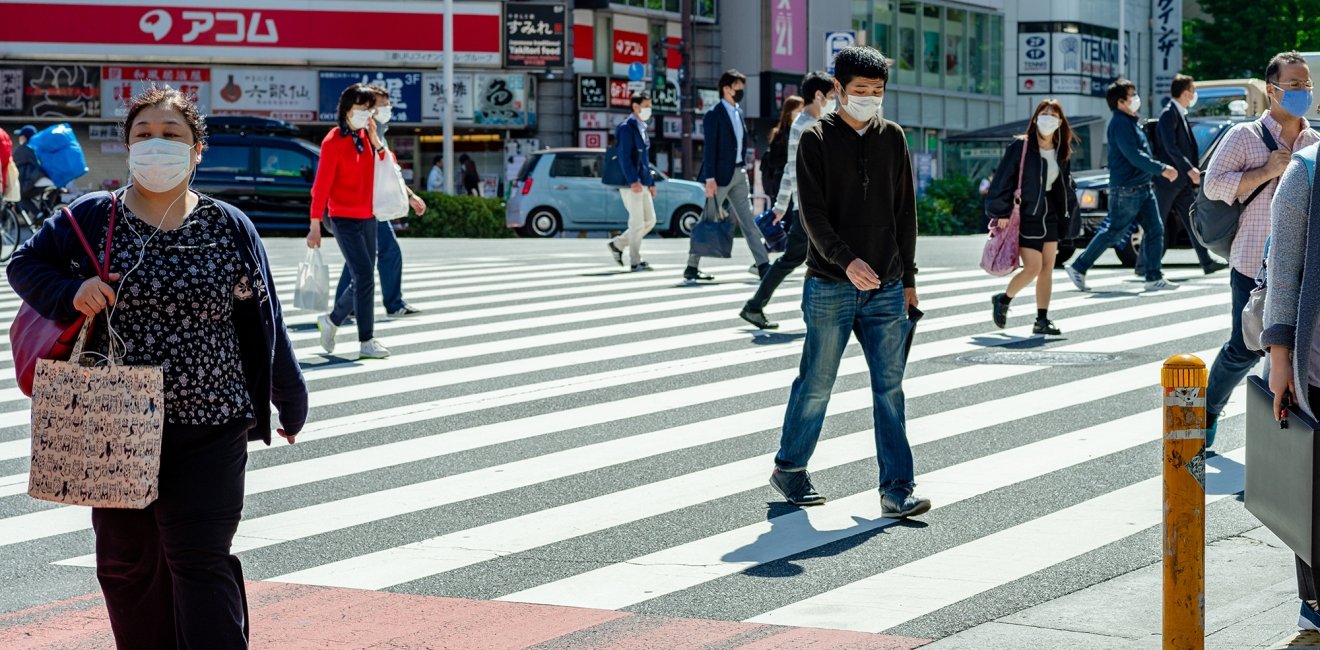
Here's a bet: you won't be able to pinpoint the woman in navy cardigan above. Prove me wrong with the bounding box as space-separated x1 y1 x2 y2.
7 87 307 648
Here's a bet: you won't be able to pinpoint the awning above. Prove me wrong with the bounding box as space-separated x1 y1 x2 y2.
945 115 1104 143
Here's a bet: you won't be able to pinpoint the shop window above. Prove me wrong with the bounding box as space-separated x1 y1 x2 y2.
198 145 249 174
945 9 966 92
970 13 988 94
595 14 612 75
921 4 941 89
896 1 918 86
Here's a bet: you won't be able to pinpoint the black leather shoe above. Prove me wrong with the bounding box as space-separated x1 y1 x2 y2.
991 293 1010 329
1203 261 1229 275
1033 319 1062 335
740 308 779 330
756 263 770 279
683 266 714 281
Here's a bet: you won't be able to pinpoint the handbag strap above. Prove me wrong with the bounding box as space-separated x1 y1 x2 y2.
61 191 118 282
1011 136 1029 212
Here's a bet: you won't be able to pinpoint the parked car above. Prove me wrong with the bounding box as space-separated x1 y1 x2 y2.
506 147 706 238
1065 116 1249 267
193 116 321 232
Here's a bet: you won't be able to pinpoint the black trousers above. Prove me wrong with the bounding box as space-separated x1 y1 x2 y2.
745 208 808 312
1155 180 1214 268
327 216 379 342
92 418 253 649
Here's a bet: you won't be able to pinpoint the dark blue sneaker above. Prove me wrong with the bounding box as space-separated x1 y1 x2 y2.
769 468 826 506
1299 601 1320 631
882 490 932 518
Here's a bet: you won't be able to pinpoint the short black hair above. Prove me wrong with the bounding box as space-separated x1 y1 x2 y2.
718 69 747 92
433 155 442 165
831 46 888 88
799 71 835 104
630 91 652 107
1170 74 1194 98
335 82 377 128
1266 51 1308 84
1106 79 1137 111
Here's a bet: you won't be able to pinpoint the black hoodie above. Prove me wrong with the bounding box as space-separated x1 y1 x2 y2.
794 112 918 287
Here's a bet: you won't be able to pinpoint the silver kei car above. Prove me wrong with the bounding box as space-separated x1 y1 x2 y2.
506 147 706 238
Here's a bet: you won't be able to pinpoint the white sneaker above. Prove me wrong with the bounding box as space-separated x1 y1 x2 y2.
1066 265 1089 292
359 339 391 359
1144 278 1180 291
316 314 337 354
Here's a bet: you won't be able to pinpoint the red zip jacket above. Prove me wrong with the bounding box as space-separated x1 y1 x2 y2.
310 128 380 220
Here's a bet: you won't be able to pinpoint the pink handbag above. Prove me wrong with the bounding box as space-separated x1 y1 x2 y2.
980 138 1028 277
11 196 117 397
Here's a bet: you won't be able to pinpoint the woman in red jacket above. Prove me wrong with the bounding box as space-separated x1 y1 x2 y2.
308 83 391 359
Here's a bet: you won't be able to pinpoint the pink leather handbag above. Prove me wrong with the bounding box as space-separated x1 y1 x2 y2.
980 138 1028 277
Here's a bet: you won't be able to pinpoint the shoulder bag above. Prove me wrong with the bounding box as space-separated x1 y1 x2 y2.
980 139 1026 277
1191 121 1277 259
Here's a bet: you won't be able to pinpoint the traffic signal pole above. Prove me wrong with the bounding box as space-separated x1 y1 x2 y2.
680 0 694 180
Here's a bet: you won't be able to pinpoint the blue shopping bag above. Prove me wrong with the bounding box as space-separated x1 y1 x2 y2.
688 198 734 258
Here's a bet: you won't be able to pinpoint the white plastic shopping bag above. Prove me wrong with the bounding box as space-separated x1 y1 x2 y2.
373 151 410 221
293 246 329 311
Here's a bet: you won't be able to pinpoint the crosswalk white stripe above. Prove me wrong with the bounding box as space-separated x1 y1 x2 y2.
747 446 1246 633
497 378 1241 610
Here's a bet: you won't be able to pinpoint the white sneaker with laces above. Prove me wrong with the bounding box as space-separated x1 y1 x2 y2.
1066 265 1089 292
316 314 337 354
1144 278 1180 291
359 339 391 359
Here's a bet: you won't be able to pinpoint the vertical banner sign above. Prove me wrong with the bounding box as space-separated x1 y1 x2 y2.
609 78 632 108
1153 0 1182 97
504 3 567 69
211 68 317 121
422 72 475 122
319 70 422 122
770 0 807 73
102 66 210 119
0 69 23 113
577 75 608 110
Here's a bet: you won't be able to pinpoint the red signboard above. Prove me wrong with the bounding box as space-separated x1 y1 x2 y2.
574 24 593 62
612 29 648 67
608 79 632 108
0 0 501 66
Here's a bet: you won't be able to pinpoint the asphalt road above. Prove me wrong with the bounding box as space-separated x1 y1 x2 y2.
0 233 1268 645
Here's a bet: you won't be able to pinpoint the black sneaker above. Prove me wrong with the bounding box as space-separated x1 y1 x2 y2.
881 490 931 518
607 241 624 266
1203 261 1229 275
756 263 770 279
990 293 1010 329
1033 319 1061 335
739 307 778 330
684 266 714 282
769 468 826 506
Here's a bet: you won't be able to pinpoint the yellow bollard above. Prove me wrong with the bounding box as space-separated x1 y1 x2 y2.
1162 354 1208 650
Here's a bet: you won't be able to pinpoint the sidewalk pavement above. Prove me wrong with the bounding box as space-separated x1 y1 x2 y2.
925 526 1320 649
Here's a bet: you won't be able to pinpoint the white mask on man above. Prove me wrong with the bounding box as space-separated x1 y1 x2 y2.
1128 95 1142 113
373 106 393 124
638 107 653 121
1188 92 1198 108
841 94 882 123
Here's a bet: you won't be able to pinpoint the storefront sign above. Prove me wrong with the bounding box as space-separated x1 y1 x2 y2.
696 87 719 114
770 0 807 72
611 14 649 78
0 1 501 67
578 111 609 129
88 124 119 140
652 75 679 114
577 75 608 110
473 73 533 128
578 130 607 148
504 3 566 70
0 69 23 113
662 116 682 138
319 70 422 123
1153 0 1182 96
1019 22 1118 97
210 68 317 121
102 66 210 119
608 78 632 109
422 72 475 122
14 64 100 118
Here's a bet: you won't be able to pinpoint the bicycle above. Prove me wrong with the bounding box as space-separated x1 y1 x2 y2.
0 187 65 262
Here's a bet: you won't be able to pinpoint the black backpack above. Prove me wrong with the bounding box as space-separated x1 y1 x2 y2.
1190 121 1277 259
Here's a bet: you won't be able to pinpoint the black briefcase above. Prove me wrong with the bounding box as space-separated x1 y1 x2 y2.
1245 375 1320 565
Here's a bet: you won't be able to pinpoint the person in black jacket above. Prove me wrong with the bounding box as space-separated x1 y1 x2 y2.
459 153 481 196
760 95 803 202
1154 74 1227 275
768 46 929 520
987 99 1081 335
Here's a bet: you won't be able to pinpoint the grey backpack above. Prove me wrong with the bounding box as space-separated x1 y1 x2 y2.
1191 121 1277 259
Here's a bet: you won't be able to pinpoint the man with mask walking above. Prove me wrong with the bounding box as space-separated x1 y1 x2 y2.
1200 51 1320 447
1155 74 1227 275
607 92 657 272
769 46 929 519
1067 79 1180 292
684 69 770 282
739 71 835 329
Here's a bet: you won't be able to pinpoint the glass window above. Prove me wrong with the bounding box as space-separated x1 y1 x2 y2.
945 9 966 92
921 4 941 89
647 0 663 10
258 147 314 178
897 1 918 86
695 0 716 20
666 0 680 11
549 153 602 178
852 0 870 45
873 1 894 59
970 13 987 94
197 145 249 174
595 14 612 75
990 14 1004 96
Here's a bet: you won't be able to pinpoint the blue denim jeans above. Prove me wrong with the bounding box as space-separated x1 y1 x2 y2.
1206 270 1260 417
775 277 916 495
1072 183 1166 282
336 220 405 314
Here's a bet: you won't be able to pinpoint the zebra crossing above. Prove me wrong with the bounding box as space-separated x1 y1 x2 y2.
0 239 1263 644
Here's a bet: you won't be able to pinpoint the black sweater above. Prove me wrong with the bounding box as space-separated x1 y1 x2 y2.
795 113 918 287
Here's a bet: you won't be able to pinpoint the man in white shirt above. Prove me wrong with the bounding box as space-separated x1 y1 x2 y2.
426 156 444 193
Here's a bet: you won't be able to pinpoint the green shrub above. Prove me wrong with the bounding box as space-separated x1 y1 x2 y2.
403 192 512 238
917 175 986 236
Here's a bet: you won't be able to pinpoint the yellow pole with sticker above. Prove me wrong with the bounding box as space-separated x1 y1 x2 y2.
1162 354 1207 650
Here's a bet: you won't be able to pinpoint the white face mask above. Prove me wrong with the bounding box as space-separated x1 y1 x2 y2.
1187 92 1198 108
348 108 372 130
128 138 194 193
1035 114 1061 136
841 94 882 122
1127 95 1142 113
638 107 653 121
373 106 393 124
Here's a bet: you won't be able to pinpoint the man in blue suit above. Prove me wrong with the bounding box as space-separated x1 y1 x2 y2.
685 69 770 282
607 92 657 272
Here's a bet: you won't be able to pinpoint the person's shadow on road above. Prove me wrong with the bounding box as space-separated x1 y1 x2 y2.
723 501 927 578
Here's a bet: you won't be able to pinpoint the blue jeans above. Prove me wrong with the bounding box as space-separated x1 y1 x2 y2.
327 217 378 342
1072 183 1165 282
776 277 916 495
336 221 405 314
1206 270 1260 417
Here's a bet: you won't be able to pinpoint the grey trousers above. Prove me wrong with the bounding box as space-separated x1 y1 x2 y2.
687 169 769 268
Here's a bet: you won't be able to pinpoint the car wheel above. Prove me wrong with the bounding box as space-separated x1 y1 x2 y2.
669 205 702 238
522 208 562 238
1054 239 1076 268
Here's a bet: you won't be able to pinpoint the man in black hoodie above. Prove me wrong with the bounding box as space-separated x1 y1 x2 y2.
768 46 930 519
